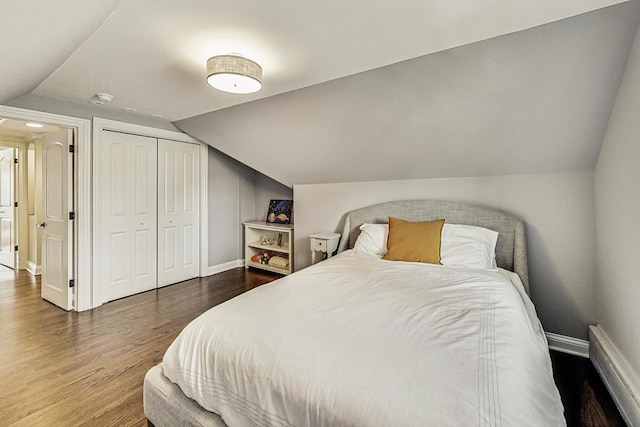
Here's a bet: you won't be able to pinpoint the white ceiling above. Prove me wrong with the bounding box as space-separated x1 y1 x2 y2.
1 0 628 122
0 118 60 141
0 1 124 107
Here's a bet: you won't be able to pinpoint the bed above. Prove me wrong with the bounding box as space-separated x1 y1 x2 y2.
144 200 565 426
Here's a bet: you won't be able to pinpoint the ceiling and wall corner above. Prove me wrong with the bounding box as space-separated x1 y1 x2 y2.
0 1 124 105
5 94 180 133
594 7 640 420
2 0 630 195
5 0 623 120
175 2 640 188
1 1 633 182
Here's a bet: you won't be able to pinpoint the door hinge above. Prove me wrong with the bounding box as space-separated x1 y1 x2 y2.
69 212 75 220
69 279 75 288
14 245 18 251
14 202 17 208
69 145 75 153
14 158 18 164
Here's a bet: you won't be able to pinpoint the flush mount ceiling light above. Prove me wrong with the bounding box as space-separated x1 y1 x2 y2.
206 55 262 94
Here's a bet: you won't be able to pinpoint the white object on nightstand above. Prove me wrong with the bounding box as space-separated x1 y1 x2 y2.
309 232 341 264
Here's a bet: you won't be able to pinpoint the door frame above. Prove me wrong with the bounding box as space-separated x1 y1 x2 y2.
0 147 18 269
92 118 208 308
0 142 27 271
0 105 91 311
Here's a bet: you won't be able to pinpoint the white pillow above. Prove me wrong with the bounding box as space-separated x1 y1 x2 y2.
353 223 388 256
440 223 498 269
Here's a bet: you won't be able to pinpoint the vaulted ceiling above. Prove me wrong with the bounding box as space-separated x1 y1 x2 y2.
2 0 638 186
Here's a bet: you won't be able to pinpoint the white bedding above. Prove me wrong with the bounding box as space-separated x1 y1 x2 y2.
163 251 565 427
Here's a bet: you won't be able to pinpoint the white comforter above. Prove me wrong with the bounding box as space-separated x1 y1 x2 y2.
163 251 565 426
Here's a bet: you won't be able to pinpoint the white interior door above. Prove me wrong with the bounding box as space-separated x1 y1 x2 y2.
0 148 17 269
41 129 73 310
97 131 157 302
157 139 200 287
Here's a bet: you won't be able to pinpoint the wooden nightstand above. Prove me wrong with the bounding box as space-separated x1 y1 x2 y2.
309 232 341 264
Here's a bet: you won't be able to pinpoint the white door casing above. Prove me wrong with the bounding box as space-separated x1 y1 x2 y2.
41 129 74 310
0 105 92 311
0 148 17 269
157 139 200 287
96 131 158 303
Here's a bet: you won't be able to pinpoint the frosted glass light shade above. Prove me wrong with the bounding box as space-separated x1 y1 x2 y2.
206 55 262 94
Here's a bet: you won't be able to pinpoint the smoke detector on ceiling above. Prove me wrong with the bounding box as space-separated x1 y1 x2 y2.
90 92 114 105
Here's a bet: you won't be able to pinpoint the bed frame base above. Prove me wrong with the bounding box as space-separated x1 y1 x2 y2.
144 364 228 427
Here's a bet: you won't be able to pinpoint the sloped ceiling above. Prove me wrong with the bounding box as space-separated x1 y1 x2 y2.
1 0 627 121
0 1 124 105
176 3 640 186
1 0 637 187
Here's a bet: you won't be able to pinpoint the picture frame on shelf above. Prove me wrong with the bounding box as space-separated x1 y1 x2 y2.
266 199 293 224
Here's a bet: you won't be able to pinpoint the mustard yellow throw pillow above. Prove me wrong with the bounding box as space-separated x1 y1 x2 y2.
382 217 445 264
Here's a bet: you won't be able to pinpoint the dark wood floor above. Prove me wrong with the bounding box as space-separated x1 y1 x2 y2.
0 267 278 426
0 266 627 426
551 350 626 427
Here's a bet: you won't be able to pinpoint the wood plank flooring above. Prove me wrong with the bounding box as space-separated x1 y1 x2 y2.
0 267 277 426
551 350 627 427
0 266 627 426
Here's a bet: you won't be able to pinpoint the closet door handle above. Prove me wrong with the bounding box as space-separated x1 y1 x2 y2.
36 222 46 228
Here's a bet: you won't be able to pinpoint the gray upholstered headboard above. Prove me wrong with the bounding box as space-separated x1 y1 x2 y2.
339 200 529 294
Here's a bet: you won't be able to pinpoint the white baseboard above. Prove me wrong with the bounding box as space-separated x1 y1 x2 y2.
26 261 42 276
546 332 589 358
202 259 244 277
590 325 640 427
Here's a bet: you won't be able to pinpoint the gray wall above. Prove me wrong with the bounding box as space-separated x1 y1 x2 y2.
207 146 292 267
207 147 254 266
594 17 640 397
255 173 294 222
294 171 596 340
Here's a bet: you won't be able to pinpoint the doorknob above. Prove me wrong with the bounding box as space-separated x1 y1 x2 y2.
36 222 46 228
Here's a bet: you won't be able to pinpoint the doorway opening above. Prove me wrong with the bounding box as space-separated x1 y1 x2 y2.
0 119 63 271
0 115 76 310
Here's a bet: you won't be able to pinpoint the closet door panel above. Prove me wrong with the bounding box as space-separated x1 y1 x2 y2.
109 232 126 283
97 131 157 302
158 139 200 287
163 226 177 270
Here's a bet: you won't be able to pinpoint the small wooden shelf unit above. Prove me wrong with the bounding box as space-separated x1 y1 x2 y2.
244 221 294 275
